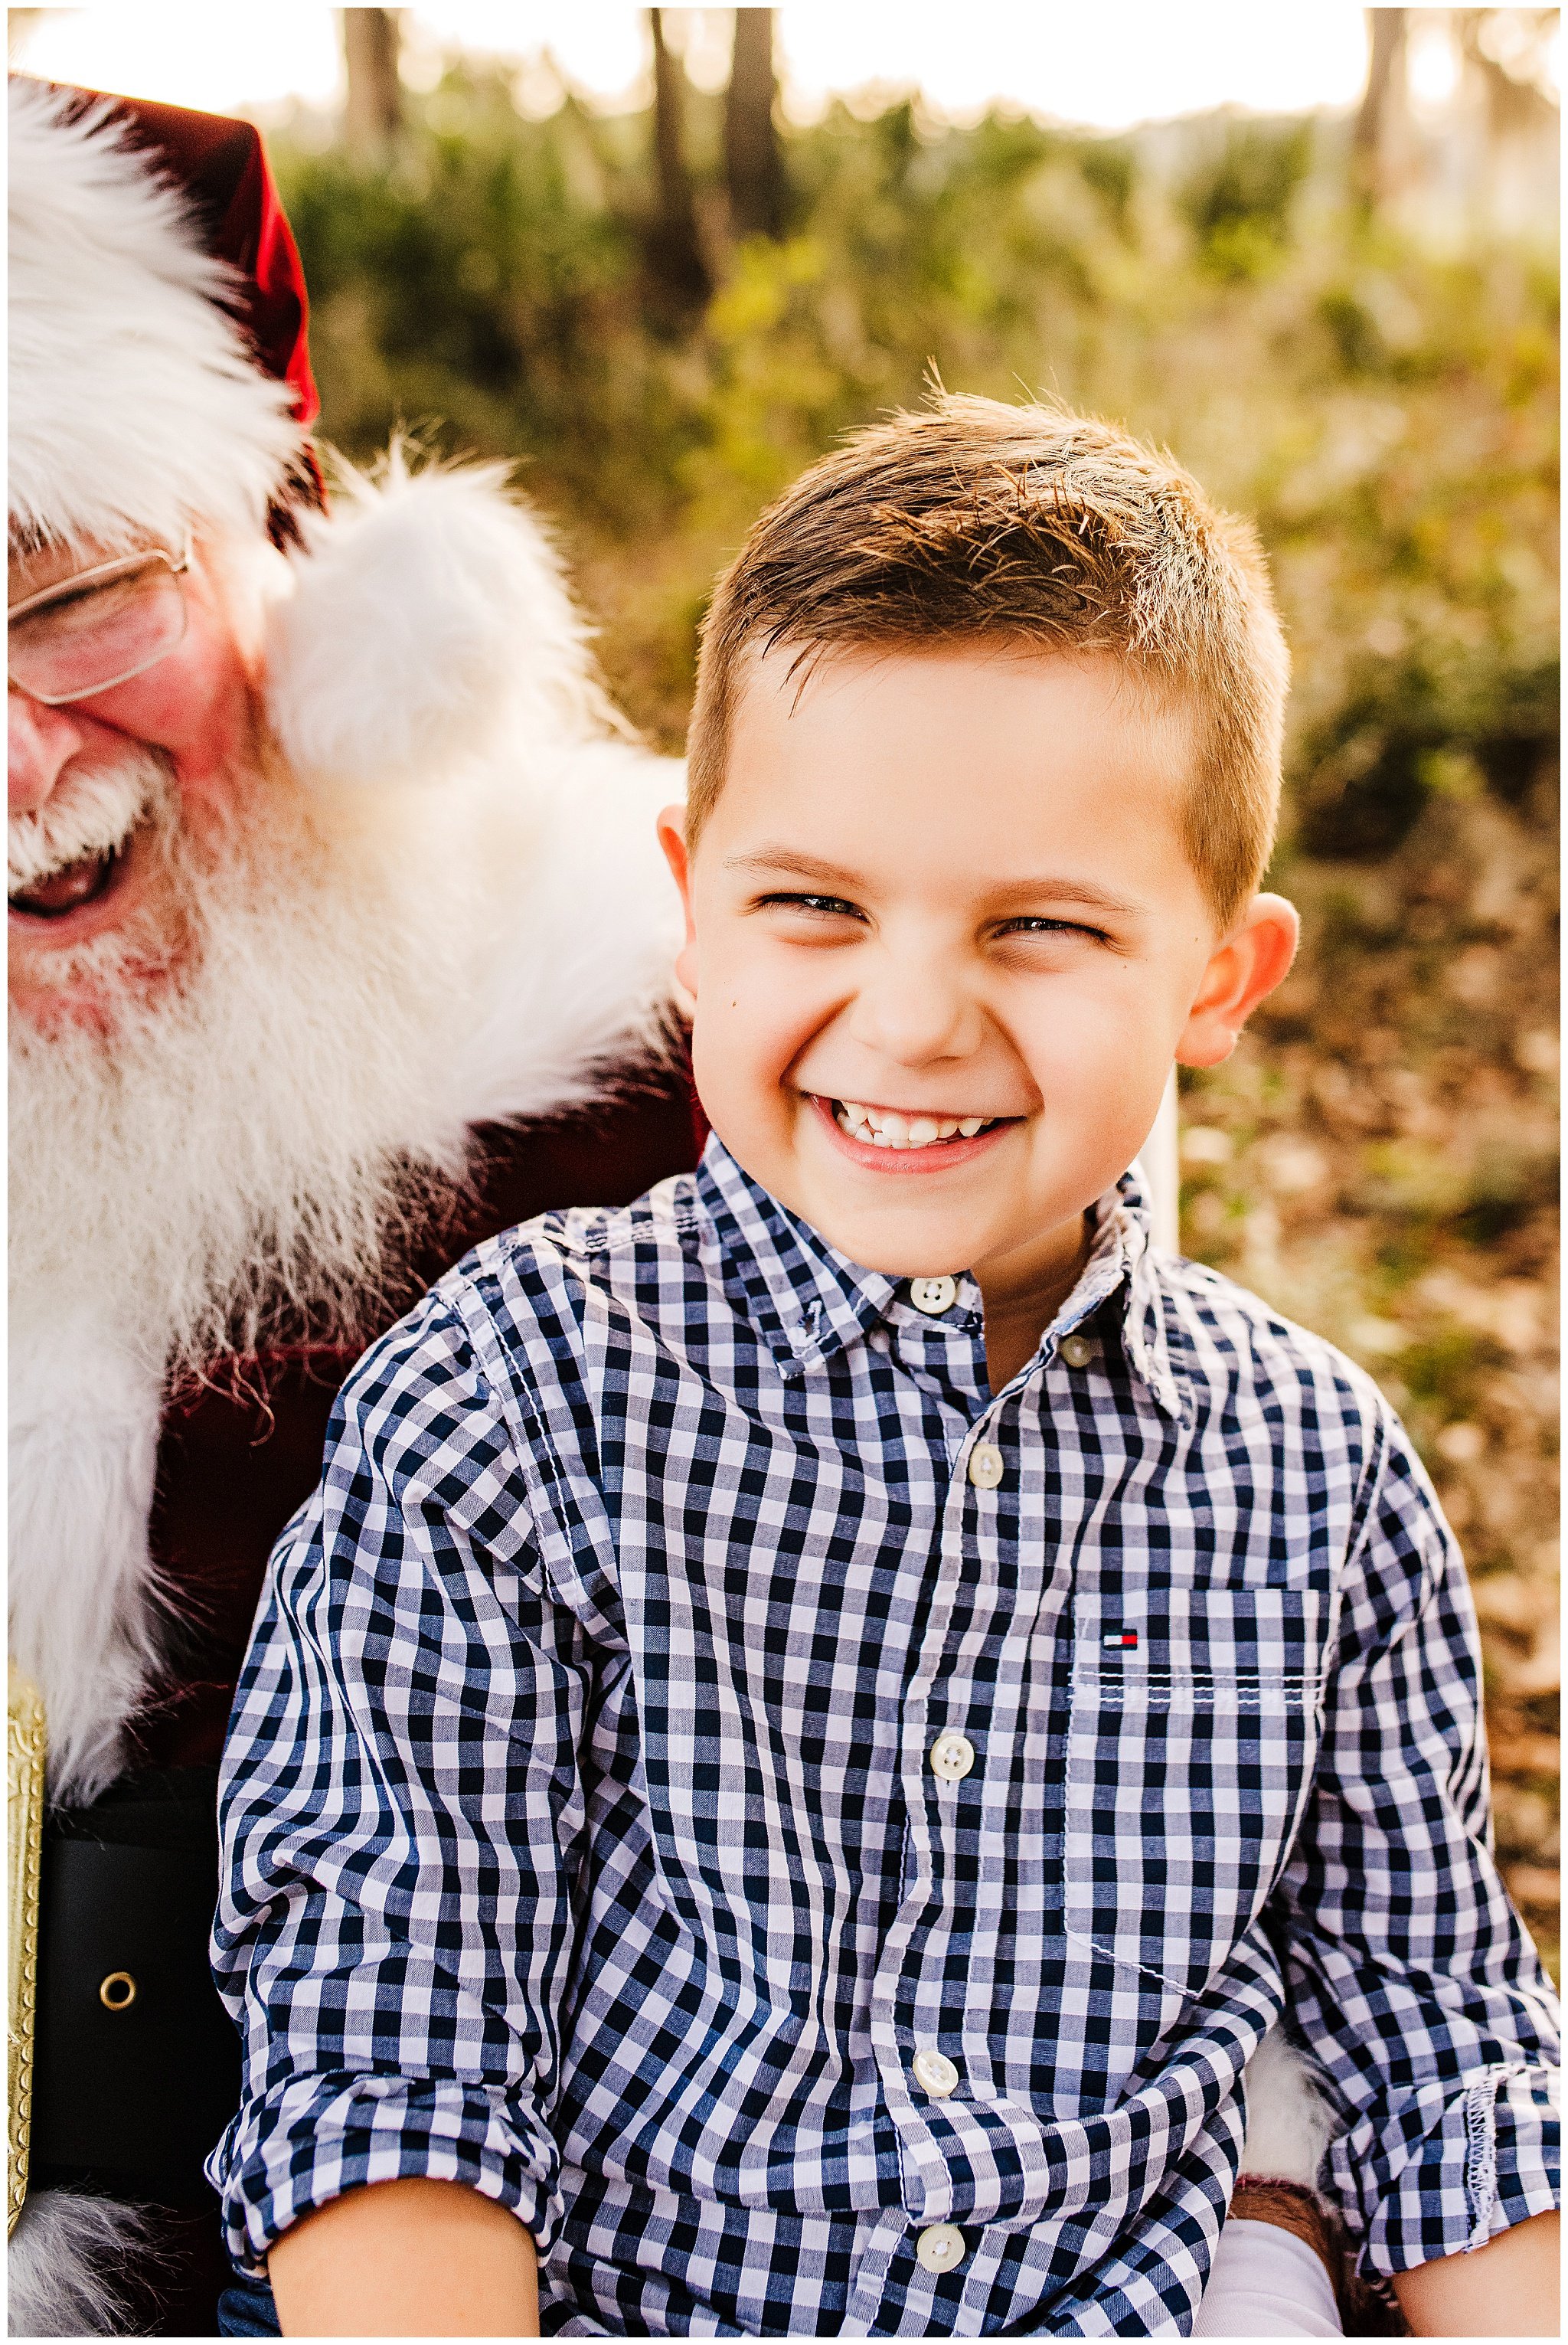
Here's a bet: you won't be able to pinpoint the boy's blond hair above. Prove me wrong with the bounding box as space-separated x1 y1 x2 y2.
686 394 1289 930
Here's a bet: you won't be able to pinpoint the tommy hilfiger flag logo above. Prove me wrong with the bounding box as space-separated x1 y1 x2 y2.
1102 1630 1139 1650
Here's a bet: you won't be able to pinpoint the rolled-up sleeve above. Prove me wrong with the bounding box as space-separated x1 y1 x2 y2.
207 1287 590 2273
1272 1406 1560 2274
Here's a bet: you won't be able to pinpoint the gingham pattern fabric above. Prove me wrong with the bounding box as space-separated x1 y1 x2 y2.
210 1140 1560 2337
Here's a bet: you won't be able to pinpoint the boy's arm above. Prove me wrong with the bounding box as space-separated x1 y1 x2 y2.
268 2178 541 2338
1390 2209 1558 2337
1269 1406 1559 2310
207 1287 593 2306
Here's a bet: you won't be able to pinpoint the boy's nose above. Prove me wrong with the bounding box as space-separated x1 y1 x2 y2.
847 950 986 1066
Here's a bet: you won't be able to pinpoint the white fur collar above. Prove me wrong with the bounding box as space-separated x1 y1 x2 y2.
9 1314 166 1804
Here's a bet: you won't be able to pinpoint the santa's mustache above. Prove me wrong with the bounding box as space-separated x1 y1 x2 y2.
8 750 170 895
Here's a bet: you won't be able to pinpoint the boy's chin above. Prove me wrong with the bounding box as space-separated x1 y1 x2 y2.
789 1182 988 1280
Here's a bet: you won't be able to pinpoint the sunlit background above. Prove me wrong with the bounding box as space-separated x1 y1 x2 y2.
9 7 1560 1951
9 4 1560 130
12 5 1388 126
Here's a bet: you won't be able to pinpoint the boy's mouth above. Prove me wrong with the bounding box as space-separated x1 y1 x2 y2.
806 1092 1017 1172
831 1099 998 1150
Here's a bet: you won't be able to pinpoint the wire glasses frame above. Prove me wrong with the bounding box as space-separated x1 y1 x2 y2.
8 538 194 706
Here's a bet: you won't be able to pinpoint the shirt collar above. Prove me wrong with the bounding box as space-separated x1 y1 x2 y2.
694 1137 1183 1413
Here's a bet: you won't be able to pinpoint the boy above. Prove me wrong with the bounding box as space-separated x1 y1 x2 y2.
211 398 1559 2337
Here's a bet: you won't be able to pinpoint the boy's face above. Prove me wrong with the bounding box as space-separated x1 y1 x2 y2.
661 645 1295 1310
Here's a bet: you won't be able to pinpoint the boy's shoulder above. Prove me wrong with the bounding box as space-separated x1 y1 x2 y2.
1144 1251 1442 1562
1149 1244 1396 1447
328 1175 706 1473
415 1167 707 1346
457 1166 703 1286
335 1171 699 1379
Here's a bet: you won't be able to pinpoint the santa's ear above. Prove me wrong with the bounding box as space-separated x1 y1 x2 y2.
263 446 623 789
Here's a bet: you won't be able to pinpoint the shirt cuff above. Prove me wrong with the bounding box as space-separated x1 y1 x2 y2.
207 2074 560 2276
1329 2064 1560 2275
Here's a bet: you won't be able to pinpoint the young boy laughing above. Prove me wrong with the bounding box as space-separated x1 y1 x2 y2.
211 398 1559 2337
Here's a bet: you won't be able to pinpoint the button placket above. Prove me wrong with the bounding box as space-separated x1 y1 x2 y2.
841 2213 913 2333
881 1374 1074 2253
871 1356 1018 2200
869 1397 992 2173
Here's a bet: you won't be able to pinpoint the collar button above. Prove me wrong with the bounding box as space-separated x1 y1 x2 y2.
908 1274 958 1316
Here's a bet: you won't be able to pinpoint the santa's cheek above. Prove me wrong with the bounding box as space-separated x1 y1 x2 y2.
75 617 258 777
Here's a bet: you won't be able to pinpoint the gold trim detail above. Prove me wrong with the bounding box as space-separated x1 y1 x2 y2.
8 1670 46 2238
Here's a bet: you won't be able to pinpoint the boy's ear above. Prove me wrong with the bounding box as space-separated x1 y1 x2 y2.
656 805 700 1007
1176 893 1299 1068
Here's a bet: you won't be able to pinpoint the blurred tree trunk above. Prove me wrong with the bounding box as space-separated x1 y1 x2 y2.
1352 8 1408 204
342 9 403 155
1453 9 1560 140
647 9 711 306
725 8 785 239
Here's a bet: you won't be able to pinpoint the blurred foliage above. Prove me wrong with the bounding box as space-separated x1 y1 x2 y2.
272 69 1559 1955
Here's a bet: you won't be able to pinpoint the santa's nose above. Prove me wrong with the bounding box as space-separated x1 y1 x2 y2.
8 688 87 813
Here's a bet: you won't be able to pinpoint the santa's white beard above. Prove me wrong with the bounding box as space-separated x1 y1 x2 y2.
9 745 486 1797
10 747 485 1375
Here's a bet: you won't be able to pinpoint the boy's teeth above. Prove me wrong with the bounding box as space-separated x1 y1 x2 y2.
832 1100 993 1148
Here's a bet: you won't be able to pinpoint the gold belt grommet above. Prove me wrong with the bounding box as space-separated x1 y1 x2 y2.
98 1971 137 2012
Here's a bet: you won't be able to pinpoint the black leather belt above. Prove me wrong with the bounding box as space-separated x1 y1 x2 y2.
31 1766 243 2202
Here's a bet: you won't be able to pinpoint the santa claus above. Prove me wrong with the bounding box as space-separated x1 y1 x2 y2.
8 77 697 2336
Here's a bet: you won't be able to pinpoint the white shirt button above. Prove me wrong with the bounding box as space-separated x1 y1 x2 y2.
929 1731 975 1782
1060 1333 1094 1367
908 1274 958 1316
912 2047 960 2098
968 1442 1004 1489
916 2222 966 2274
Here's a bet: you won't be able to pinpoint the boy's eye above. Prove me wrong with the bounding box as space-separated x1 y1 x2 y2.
996 915 1108 944
760 892 866 921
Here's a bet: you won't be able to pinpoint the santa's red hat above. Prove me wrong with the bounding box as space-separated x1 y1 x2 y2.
9 76 620 790
8 77 323 552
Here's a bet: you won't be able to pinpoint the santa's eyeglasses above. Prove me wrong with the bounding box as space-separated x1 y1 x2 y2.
8 539 192 706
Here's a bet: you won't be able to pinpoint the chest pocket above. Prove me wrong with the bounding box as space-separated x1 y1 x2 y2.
1061 1584 1328 2000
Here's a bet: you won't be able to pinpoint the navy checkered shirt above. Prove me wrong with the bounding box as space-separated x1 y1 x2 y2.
210 1140 1559 2336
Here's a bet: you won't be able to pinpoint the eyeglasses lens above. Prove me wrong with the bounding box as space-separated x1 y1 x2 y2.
8 562 188 702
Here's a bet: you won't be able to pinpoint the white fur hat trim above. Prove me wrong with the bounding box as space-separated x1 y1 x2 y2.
8 77 303 553
266 449 628 789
